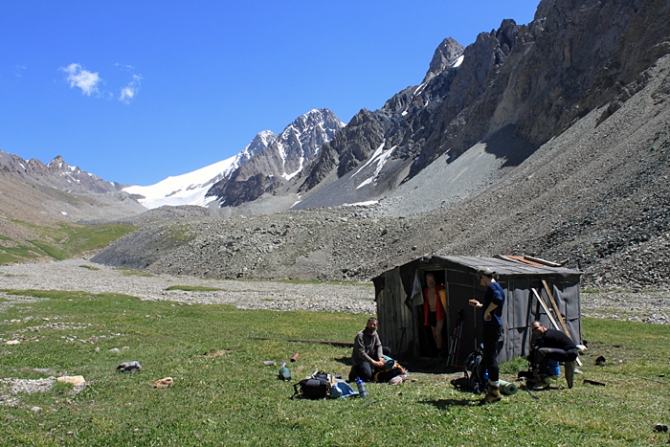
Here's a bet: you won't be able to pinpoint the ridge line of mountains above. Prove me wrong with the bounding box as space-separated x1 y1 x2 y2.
2 0 670 290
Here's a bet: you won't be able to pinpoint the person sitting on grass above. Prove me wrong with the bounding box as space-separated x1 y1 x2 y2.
348 318 385 382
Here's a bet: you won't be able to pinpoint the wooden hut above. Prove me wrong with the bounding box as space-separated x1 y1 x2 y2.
371 255 582 364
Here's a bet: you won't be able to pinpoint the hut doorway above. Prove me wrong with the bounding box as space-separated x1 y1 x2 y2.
418 269 448 358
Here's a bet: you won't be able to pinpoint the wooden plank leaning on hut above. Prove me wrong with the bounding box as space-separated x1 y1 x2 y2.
542 279 572 339
531 288 582 366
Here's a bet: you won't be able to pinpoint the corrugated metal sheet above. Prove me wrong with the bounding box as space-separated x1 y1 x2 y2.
376 268 414 357
436 255 580 277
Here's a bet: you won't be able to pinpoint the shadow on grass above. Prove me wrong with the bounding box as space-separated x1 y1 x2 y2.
332 355 464 376
517 383 560 398
420 398 479 409
333 356 352 366
397 356 462 375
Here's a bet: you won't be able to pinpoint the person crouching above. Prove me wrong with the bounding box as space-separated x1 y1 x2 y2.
348 318 385 382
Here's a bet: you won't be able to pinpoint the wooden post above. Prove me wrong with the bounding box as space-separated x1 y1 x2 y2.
542 280 572 340
250 337 354 347
531 288 560 330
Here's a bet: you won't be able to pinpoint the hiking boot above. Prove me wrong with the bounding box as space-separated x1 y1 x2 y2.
481 385 501 404
530 376 550 390
565 361 576 389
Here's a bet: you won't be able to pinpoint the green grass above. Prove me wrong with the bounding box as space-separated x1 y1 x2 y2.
581 289 602 294
112 267 154 277
165 285 226 292
0 235 46 263
79 265 100 271
0 222 136 264
581 288 631 294
0 289 668 446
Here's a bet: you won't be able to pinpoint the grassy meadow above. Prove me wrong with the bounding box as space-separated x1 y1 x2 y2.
0 288 668 446
0 222 136 265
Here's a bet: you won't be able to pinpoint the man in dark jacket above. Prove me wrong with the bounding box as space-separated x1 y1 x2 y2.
530 321 578 388
348 318 385 382
469 268 506 404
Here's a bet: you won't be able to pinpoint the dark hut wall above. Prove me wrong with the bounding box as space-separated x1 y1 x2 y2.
375 268 414 357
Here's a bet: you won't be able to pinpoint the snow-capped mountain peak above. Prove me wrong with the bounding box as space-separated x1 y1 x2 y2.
123 130 276 210
122 108 344 211
205 108 345 208
123 156 239 209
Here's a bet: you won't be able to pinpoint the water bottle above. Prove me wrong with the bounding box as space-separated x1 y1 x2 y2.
483 369 489 381
355 377 367 398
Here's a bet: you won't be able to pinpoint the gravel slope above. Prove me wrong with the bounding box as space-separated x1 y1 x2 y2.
0 259 376 314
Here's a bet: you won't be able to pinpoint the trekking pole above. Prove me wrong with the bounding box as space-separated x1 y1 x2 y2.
453 311 464 367
447 314 461 366
524 388 539 400
446 326 457 366
454 321 464 364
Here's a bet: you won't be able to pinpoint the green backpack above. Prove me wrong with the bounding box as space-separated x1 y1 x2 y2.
278 362 291 381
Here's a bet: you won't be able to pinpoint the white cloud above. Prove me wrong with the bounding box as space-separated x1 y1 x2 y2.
61 63 101 96
120 74 142 103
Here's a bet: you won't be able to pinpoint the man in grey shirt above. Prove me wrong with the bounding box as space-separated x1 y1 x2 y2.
348 318 386 382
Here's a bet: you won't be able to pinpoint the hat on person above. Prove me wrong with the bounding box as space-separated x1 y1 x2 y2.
477 268 495 279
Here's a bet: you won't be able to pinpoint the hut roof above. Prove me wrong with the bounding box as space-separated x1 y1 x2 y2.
373 255 580 282
436 255 580 277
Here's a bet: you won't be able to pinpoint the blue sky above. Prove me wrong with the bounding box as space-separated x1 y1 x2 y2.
1 1 539 186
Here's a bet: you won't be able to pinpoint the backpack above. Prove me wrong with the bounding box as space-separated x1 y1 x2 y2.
292 371 335 399
330 380 358 398
451 345 487 394
373 360 407 383
278 363 291 381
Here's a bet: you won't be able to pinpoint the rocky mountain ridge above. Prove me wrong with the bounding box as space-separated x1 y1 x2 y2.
289 0 670 212
288 38 468 210
0 151 144 255
0 150 144 225
106 0 670 215
0 151 124 195
206 108 345 207
92 59 670 290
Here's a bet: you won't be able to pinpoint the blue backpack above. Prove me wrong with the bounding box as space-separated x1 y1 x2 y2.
330 381 358 398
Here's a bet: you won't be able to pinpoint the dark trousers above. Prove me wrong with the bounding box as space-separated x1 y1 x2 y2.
534 347 578 375
482 324 504 384
349 361 375 382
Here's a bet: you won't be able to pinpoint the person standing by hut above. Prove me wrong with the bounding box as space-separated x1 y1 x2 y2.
469 268 506 404
423 273 447 358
